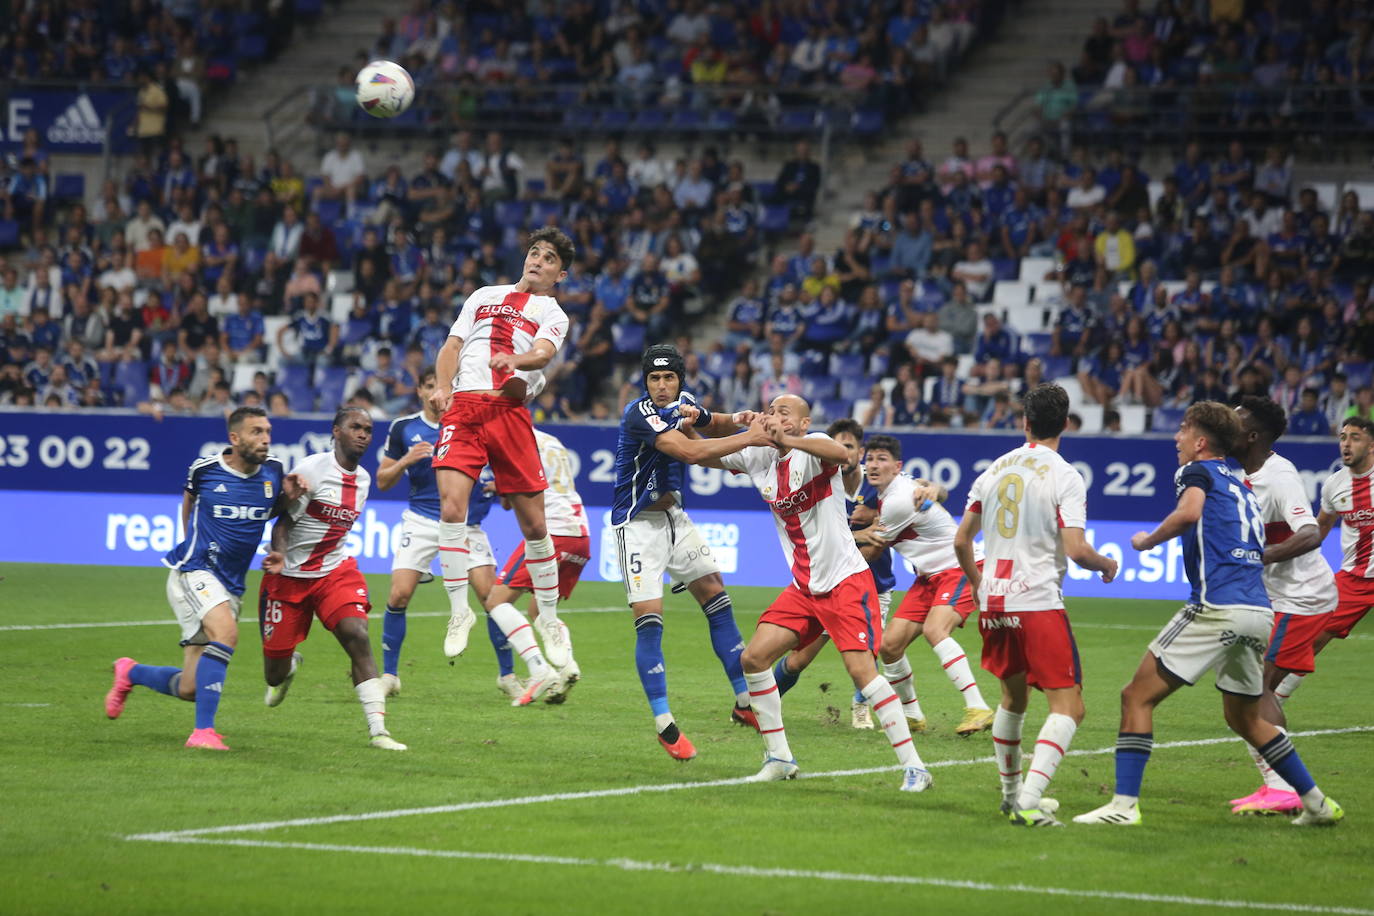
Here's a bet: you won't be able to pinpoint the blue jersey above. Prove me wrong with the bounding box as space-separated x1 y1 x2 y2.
468 467 497 526
847 471 895 593
385 412 441 521
1175 459 1270 611
163 451 285 596
611 391 704 525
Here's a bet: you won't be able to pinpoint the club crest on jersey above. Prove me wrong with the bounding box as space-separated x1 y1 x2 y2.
789 467 804 490
263 480 273 499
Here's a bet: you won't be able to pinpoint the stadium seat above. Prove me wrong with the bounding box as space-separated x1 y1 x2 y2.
612 321 646 356
1019 256 1057 283
801 376 836 401
330 293 353 324
992 259 1020 282
1005 303 1050 333
839 375 870 402
1152 407 1185 432
798 350 829 378
1309 182 1339 213
530 200 563 226
294 0 322 15
231 363 269 394
1041 355 1072 379
1343 362 1373 390
1076 404 1104 434
316 366 352 409
633 109 667 130
1022 332 1053 358
1342 181 1374 208
313 198 342 226
851 109 884 136
599 109 631 130
817 396 851 423
779 109 820 132
494 201 529 230
235 34 268 61
327 270 354 295
53 173 85 201
669 109 705 131
0 220 18 249
524 178 547 196
992 281 1033 308
760 205 792 236
830 351 865 379
1118 404 1147 435
705 109 737 131
114 360 149 405
562 108 598 130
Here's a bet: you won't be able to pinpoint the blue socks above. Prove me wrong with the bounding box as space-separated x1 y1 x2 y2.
634 613 670 717
701 592 748 698
194 641 233 730
488 614 514 677
382 604 407 677
773 656 800 697
1115 732 1153 797
129 664 182 696
1258 731 1316 795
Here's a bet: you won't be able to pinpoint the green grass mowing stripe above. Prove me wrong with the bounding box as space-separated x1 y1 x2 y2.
130 836 1374 916
125 725 1373 841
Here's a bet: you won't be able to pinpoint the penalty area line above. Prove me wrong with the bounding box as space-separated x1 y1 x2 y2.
127 837 1374 916
124 726 1374 842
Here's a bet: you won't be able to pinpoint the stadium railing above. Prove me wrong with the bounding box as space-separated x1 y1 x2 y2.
993 84 1374 155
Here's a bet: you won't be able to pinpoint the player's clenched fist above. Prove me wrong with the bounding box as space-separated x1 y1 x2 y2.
262 550 285 574
428 386 452 412
404 441 434 464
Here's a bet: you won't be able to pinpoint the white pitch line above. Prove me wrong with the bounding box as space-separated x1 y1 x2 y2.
129 837 1374 915
124 726 1374 842
0 607 630 632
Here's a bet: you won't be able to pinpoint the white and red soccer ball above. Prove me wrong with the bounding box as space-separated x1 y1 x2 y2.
355 60 415 118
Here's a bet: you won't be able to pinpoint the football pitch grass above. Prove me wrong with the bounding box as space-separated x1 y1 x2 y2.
3 563 1372 916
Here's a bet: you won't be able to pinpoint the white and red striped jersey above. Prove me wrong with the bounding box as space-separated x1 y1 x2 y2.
965 442 1087 613
1246 452 1337 614
875 474 981 576
449 284 568 393
279 451 369 578
535 429 588 537
720 433 868 595
1320 464 1374 577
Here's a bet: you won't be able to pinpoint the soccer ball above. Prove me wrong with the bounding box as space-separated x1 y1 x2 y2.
355 60 414 118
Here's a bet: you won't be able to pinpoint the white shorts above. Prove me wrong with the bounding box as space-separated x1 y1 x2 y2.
614 504 720 605
391 512 494 573
1148 603 1275 697
165 568 240 646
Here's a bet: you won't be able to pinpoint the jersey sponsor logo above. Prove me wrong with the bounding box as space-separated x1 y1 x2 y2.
769 486 825 517
1218 630 1267 653
1229 547 1263 562
1342 508 1374 526
212 504 273 521
980 614 1023 629
646 414 668 433
474 303 539 334
306 500 360 526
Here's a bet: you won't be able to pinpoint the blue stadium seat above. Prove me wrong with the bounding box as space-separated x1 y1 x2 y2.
798 350 829 378
1344 362 1373 390
818 397 851 423
1151 407 1185 432
316 366 351 409
114 360 149 405
524 178 547 196
235 34 268 61
705 109 737 131
294 0 322 15
494 200 529 229
670 109 705 130
562 108 598 130
53 173 85 201
1041 355 1072 379
612 321 646 356
530 200 562 226
851 109 884 136
752 180 776 201
801 376 836 401
830 352 865 379
1023 333 1053 358
600 109 631 130
633 109 667 130
759 205 791 235
0 220 19 249
992 258 1020 281
314 198 343 226
838 376 870 402
779 108 819 132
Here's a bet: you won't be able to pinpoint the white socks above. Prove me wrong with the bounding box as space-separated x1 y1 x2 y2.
861 676 923 768
438 521 470 616
489 601 550 676
992 706 1025 803
1017 712 1077 811
744 669 793 762
932 637 988 709
1274 672 1304 706
524 535 560 622
880 655 925 722
355 677 387 737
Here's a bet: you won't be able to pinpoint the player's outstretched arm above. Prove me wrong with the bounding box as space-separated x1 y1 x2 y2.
1263 522 1323 565
912 478 948 505
654 420 773 467
263 513 294 574
765 422 848 465
1316 509 1338 542
1130 487 1204 552
431 336 463 412
1063 527 1118 582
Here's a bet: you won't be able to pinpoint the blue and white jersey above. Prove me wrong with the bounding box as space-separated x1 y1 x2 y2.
384 411 441 522
1175 458 1270 611
611 390 704 526
847 471 895 593
468 467 497 526
163 451 285 596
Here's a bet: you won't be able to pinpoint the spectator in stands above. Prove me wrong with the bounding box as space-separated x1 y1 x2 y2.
772 140 821 221
134 69 169 156
717 358 761 413
886 211 932 280
221 293 265 364
280 291 335 368
952 241 994 301
905 311 954 374
887 378 930 427
1347 386 1374 423
1094 211 1137 281
316 133 367 211
938 280 978 353
477 131 524 201
1287 387 1328 436
1254 146 1292 205
1036 62 1078 152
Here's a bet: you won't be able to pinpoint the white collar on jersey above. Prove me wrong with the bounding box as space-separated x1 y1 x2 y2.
218 450 256 480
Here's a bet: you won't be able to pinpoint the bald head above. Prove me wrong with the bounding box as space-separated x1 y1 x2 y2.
767 394 812 437
770 394 810 417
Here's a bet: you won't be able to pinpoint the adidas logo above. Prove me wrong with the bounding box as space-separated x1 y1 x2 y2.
213 484 228 493
46 94 105 146
411 434 423 442
205 682 223 693
646 663 665 674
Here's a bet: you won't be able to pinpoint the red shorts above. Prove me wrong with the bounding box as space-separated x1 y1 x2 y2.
894 564 979 625
497 534 590 600
979 608 1081 690
1327 569 1374 639
1265 611 1332 675
259 558 371 658
434 393 546 495
760 570 881 655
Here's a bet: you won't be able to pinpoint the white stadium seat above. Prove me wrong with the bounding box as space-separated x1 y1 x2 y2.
1076 404 1104 434
1019 256 1057 283
993 281 1033 308
1118 404 1148 434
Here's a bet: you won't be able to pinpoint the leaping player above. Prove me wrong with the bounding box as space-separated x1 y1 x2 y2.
955 384 1119 826
429 227 576 706
259 406 406 750
1227 397 1338 815
863 434 995 737
104 406 299 750
715 394 932 791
